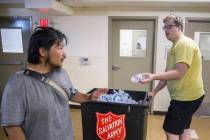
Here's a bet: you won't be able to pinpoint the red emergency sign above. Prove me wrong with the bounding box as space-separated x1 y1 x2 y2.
40 18 48 27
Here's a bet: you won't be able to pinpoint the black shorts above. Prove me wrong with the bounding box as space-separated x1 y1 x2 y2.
163 95 204 135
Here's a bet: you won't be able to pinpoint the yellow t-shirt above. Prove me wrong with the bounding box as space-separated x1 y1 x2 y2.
167 35 204 101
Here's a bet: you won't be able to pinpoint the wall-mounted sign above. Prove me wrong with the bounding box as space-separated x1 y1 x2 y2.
33 17 53 29
0 28 23 53
40 18 48 27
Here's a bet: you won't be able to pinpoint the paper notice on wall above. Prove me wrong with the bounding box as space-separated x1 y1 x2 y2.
1 28 23 53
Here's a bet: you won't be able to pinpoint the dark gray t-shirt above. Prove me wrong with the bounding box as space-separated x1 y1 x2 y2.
1 68 78 140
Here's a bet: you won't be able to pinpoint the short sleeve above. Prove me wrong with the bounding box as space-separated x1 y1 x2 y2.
1 75 26 126
174 42 194 67
61 70 78 99
49 68 78 99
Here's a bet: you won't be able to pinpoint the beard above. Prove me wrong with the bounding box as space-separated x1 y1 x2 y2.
44 54 62 70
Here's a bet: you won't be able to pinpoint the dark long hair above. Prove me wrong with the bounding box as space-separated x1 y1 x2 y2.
27 27 67 64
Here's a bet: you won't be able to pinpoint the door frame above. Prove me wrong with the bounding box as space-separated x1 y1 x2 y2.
108 16 158 91
185 17 210 24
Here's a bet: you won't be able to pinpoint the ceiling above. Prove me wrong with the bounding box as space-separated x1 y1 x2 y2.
1 0 210 8
1 0 210 15
62 0 210 8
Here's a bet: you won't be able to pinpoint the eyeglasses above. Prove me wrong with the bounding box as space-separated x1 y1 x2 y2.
162 24 177 30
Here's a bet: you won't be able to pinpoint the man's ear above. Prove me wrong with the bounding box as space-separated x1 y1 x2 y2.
39 47 47 57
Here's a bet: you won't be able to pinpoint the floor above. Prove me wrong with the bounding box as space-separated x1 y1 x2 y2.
1 108 210 140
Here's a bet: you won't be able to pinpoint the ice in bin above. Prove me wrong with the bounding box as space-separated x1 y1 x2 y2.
81 89 150 140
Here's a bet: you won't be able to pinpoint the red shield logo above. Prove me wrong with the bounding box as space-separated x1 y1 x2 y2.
96 112 126 140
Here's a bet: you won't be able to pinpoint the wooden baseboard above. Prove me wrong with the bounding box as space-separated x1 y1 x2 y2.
70 104 81 109
153 111 166 115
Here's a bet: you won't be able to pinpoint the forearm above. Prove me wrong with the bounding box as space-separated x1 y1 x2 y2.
70 88 107 103
70 92 90 103
152 80 167 94
4 126 26 140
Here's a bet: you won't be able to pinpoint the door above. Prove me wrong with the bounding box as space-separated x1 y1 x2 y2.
185 18 210 116
0 16 32 102
111 19 155 91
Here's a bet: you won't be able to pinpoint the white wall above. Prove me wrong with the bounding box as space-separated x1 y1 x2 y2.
53 16 109 92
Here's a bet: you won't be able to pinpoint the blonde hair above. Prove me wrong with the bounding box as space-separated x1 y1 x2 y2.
163 15 183 31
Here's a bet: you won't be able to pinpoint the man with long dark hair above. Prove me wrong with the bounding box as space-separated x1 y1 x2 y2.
1 27 107 140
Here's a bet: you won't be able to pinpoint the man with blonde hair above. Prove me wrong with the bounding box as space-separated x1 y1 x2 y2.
140 15 204 140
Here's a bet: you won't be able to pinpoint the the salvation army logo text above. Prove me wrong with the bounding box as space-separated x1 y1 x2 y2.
96 112 126 140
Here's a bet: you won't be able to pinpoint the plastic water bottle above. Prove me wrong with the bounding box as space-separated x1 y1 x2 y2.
131 73 145 83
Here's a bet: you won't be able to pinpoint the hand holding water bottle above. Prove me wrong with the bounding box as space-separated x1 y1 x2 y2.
130 73 145 83
139 73 154 84
131 73 154 84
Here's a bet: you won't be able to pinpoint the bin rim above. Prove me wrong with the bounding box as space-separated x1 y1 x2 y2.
86 88 151 108
81 100 150 108
87 88 147 94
